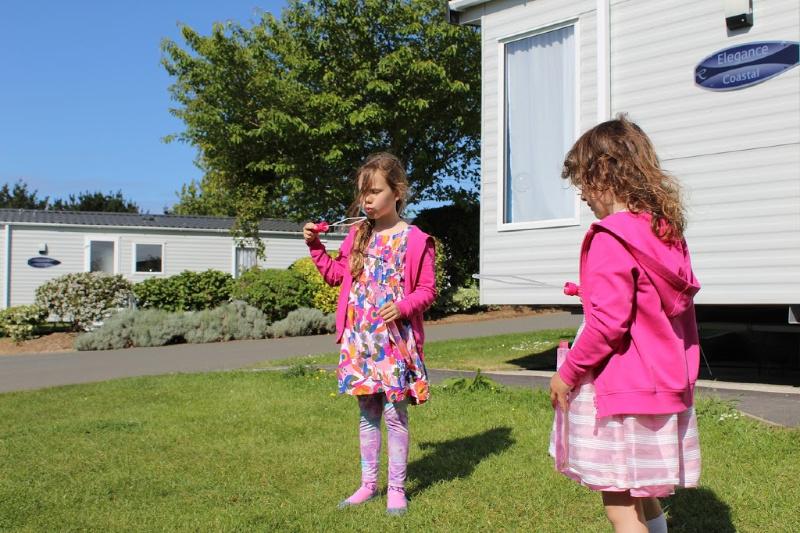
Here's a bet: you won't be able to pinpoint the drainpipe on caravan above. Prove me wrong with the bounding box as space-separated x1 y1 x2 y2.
3 224 10 309
597 0 610 122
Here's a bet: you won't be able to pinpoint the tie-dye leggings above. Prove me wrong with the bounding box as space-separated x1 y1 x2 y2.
357 393 409 488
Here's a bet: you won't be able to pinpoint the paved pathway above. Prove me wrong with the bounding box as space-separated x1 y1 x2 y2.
0 312 581 393
2 311 798 427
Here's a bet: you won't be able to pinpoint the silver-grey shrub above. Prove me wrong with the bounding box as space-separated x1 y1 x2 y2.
268 307 335 338
36 272 133 331
130 309 188 347
184 301 270 344
75 302 327 351
74 310 137 350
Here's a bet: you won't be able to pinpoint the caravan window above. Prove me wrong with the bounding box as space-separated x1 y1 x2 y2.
135 243 163 273
89 240 115 273
503 24 578 227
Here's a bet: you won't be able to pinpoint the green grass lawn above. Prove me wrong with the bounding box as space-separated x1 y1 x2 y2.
251 328 578 371
1 369 798 532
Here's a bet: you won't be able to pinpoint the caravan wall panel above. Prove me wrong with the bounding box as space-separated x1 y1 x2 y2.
478 0 800 305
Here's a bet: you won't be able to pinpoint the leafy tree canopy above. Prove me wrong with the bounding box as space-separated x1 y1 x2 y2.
51 190 139 213
0 180 140 213
163 0 480 238
0 180 48 210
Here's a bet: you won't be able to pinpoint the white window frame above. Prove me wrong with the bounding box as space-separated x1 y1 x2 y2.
496 18 582 232
132 242 165 274
84 235 120 274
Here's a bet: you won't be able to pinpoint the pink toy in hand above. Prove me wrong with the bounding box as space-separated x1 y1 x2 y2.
563 282 581 297
313 216 366 234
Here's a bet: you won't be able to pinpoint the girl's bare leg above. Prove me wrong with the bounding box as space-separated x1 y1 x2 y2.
641 497 668 532
602 491 648 533
641 497 662 520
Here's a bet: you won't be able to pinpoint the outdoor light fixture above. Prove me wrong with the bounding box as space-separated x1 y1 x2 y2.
38 242 48 254
724 0 753 30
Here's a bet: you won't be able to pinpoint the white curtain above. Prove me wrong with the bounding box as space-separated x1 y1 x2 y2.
235 247 257 277
505 25 576 223
89 241 114 273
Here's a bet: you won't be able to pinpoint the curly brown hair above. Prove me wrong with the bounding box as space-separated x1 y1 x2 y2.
347 152 409 278
561 114 686 242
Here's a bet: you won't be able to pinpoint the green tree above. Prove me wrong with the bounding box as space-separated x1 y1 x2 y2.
0 180 49 209
51 190 140 213
169 174 237 216
413 201 479 288
162 0 480 237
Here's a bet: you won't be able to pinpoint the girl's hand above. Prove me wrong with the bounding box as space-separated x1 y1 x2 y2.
303 222 319 243
550 373 573 412
378 302 401 323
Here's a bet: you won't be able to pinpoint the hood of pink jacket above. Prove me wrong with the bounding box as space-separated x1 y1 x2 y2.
594 212 700 317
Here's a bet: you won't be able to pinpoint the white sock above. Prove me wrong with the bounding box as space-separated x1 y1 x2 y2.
646 512 668 533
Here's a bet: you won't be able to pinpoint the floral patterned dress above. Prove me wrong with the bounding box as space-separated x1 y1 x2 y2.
338 227 430 404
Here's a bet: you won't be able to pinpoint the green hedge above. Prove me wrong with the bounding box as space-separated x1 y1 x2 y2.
425 237 452 319
0 305 48 343
229 267 312 323
133 270 233 312
413 202 479 288
289 256 339 314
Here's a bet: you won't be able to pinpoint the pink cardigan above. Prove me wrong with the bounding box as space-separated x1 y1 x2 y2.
307 225 437 352
559 211 701 418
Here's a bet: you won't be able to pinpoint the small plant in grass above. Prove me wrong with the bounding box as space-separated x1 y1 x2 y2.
695 397 743 423
283 362 317 378
440 370 500 392
0 304 48 343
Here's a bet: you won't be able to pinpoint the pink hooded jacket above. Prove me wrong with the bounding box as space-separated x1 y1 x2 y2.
559 211 701 418
307 225 437 353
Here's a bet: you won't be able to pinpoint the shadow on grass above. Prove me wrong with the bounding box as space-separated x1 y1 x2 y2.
664 487 735 532
407 426 514 497
507 346 558 371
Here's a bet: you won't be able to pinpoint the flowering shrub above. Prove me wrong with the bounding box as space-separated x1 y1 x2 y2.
35 273 133 331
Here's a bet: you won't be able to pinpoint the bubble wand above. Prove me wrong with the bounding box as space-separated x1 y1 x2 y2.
313 216 367 233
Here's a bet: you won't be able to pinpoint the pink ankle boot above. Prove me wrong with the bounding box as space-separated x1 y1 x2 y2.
338 482 378 509
386 485 407 515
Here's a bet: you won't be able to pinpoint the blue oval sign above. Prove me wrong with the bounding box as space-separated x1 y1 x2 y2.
695 41 799 91
27 257 61 268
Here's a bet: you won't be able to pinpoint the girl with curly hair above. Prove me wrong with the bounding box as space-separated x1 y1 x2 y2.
550 115 701 533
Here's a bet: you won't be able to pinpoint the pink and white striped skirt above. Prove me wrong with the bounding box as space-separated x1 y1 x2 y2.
549 379 702 498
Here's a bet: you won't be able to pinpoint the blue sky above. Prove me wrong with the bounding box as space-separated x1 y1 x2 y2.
0 1 286 214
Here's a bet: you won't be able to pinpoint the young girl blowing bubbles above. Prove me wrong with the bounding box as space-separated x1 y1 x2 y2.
303 152 436 516
550 115 701 533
